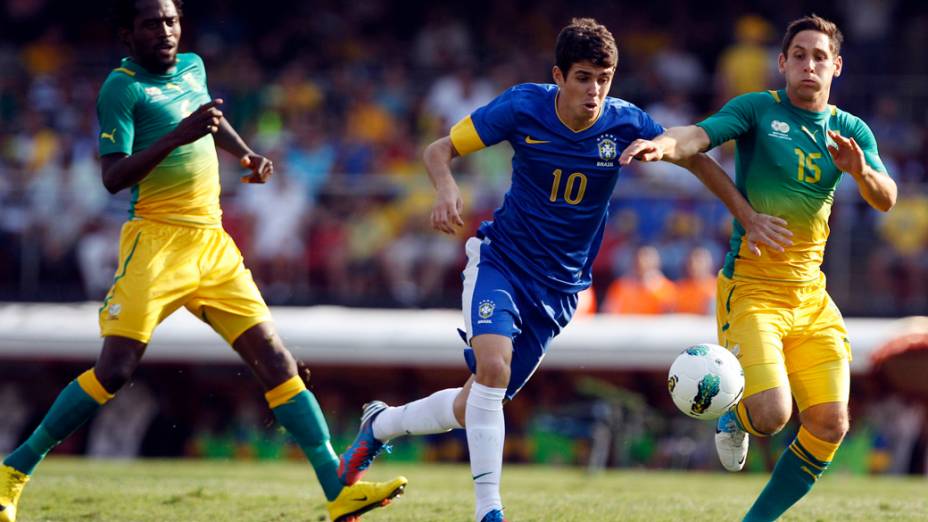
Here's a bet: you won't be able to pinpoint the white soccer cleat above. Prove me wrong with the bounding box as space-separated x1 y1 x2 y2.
715 409 749 472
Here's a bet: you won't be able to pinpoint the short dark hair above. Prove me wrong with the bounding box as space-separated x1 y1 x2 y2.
555 18 618 75
781 14 843 57
111 0 184 30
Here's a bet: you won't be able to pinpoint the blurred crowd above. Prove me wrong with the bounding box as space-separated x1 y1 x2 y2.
2 0 928 316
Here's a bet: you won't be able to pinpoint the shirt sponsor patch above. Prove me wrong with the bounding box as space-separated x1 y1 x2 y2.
768 120 792 140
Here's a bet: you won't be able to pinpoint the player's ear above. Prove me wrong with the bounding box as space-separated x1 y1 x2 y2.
552 65 564 86
777 53 786 74
833 55 843 77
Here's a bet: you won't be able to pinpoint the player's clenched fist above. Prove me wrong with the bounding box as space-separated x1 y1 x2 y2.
171 99 224 145
240 154 274 184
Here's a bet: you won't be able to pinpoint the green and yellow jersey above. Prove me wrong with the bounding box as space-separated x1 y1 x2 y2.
97 53 220 227
698 89 886 283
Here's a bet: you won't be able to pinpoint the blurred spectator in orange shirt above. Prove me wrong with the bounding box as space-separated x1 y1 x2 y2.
675 247 716 315
603 246 676 315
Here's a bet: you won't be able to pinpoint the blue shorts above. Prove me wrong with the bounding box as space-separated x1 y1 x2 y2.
460 236 578 400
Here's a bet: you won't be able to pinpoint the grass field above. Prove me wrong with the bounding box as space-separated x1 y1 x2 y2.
14 458 927 521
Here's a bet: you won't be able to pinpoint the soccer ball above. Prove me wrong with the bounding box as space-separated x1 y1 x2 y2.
667 343 744 420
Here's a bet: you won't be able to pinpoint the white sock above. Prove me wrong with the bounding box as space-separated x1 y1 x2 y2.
372 388 463 441
466 382 506 522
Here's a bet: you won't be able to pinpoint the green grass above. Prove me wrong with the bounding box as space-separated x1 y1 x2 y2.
15 458 927 521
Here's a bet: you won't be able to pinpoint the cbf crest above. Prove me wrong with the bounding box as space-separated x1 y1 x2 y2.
477 299 495 324
596 133 617 167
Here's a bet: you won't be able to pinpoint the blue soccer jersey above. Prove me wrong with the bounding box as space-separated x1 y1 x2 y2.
450 83 664 293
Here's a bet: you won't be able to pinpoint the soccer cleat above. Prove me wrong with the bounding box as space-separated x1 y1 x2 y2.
480 508 507 522
326 475 407 522
715 409 749 472
338 401 389 485
0 465 29 522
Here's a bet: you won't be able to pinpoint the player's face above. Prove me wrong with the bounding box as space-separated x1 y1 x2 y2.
778 30 842 102
553 61 615 126
124 0 181 73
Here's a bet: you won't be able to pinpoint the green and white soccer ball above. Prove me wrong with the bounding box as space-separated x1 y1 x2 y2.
667 343 744 420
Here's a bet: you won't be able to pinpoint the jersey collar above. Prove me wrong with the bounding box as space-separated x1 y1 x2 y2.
778 88 835 123
121 56 180 79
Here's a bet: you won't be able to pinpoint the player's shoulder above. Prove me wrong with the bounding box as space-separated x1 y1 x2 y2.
599 95 652 127
728 90 782 109
99 60 142 99
501 82 556 111
601 95 642 116
829 104 874 137
175 52 205 72
102 59 139 85
829 103 862 125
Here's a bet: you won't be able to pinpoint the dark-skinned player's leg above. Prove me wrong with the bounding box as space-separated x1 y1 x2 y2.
231 322 406 521
5 336 144 474
1 337 145 521
232 322 345 497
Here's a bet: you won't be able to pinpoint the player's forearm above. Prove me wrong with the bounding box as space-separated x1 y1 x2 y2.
214 118 253 159
677 153 755 225
851 166 897 212
423 137 459 192
661 126 711 161
101 134 183 194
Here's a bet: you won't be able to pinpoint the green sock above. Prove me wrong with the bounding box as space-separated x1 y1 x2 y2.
3 380 102 475
744 440 830 521
272 390 343 501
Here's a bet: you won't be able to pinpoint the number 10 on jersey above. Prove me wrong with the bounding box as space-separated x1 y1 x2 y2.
549 169 588 205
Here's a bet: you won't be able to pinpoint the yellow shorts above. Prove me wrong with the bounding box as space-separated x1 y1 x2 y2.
716 273 851 411
99 219 271 345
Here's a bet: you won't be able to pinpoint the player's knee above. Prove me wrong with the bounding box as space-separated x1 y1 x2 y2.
753 410 791 436
475 358 510 388
94 361 136 392
808 414 849 443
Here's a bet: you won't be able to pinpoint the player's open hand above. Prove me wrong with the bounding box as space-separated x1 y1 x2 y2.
618 139 664 166
827 130 865 178
240 153 274 183
172 99 224 145
431 184 464 235
743 212 792 256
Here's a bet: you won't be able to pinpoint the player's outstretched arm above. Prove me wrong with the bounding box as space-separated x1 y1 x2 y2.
423 136 465 235
827 130 896 212
676 153 793 256
101 99 225 193
214 115 274 184
618 125 711 165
